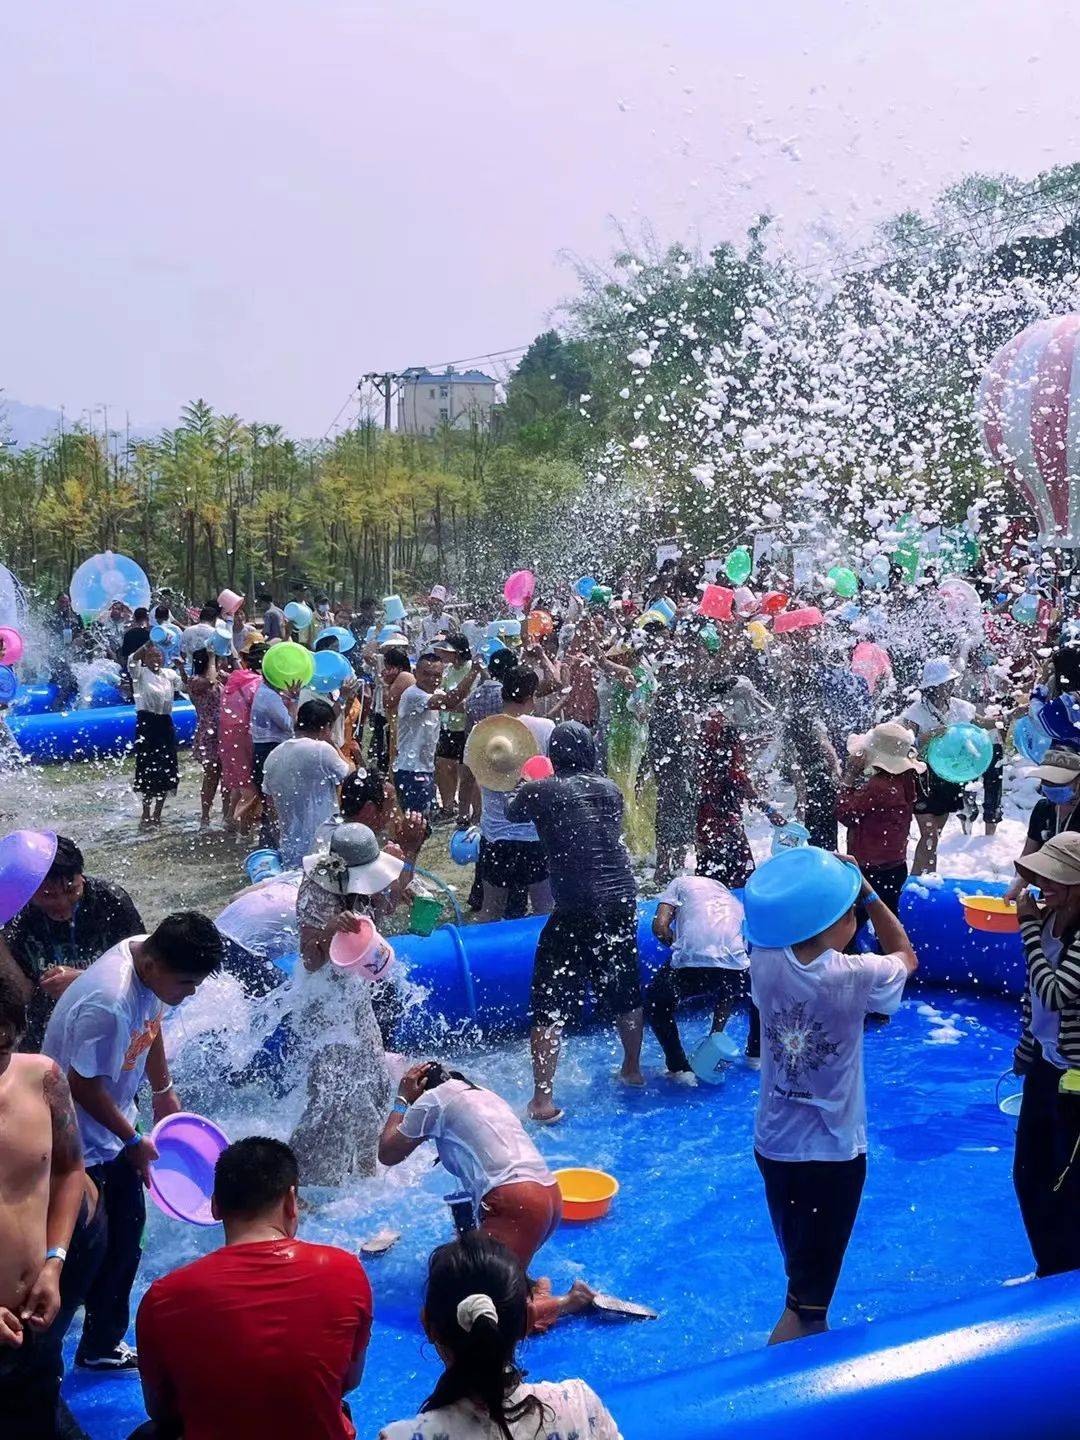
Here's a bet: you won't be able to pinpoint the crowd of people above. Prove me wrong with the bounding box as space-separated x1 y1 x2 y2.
3 544 1080 1438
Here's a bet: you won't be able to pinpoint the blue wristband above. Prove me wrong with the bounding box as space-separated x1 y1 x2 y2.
393 1097 409 1116
864 891 880 906
124 1131 142 1149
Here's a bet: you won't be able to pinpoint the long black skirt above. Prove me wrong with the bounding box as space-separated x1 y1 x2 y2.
133 710 179 797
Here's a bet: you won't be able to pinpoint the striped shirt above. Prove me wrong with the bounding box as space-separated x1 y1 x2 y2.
1016 914 1080 1070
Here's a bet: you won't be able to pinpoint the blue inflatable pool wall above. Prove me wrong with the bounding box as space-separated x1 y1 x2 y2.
8 700 197 762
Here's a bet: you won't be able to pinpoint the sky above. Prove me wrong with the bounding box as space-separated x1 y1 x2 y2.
3 0 1080 437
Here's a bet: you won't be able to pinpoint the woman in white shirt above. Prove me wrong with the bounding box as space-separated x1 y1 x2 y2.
129 642 184 825
379 1063 593 1332
899 656 976 875
377 1235 621 1440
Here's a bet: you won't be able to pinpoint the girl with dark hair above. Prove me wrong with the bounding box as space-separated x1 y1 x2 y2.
128 643 183 825
187 648 227 828
377 1235 621 1440
379 1064 593 1332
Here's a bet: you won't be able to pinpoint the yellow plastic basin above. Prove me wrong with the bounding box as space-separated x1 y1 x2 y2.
554 1167 619 1222
959 894 1019 934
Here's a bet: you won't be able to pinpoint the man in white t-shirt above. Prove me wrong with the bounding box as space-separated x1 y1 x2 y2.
393 651 481 819
899 655 978 876
645 874 750 1084
475 667 555 921
744 849 917 1345
415 585 456 650
262 699 353 868
41 913 222 1370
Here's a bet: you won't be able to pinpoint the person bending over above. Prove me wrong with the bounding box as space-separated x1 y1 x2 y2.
506 721 644 1122
42 913 222 1371
379 1062 593 1332
135 1137 372 1440
377 1235 620 1440
0 968 105 1440
646 875 751 1085
1 835 143 1052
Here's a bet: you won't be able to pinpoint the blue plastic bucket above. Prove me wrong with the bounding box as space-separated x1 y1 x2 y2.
244 849 282 885
383 594 406 623
690 1030 743 1083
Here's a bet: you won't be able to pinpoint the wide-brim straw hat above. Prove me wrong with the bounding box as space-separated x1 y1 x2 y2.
464 715 540 792
847 721 926 775
1016 832 1080 888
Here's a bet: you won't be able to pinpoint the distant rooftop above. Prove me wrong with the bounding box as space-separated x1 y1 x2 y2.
400 367 497 385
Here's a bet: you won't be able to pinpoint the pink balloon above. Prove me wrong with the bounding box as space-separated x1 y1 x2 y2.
503 570 536 609
0 628 24 665
851 641 892 692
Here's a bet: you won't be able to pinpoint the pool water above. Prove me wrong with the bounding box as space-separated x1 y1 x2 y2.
65 991 1031 1438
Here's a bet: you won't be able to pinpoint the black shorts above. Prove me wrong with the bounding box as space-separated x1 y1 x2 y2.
251 740 280 790
531 898 642 1027
755 1151 866 1317
478 839 549 890
914 769 963 816
436 729 466 763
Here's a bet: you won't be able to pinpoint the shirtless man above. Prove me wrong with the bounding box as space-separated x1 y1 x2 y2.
0 965 102 1439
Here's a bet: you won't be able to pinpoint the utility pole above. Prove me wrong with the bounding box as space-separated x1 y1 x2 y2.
361 372 404 431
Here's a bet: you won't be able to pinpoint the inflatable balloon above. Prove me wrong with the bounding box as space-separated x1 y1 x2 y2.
979 314 1080 545
309 650 353 694
724 546 752 584
0 666 16 703
1039 695 1080 745
503 570 535 609
851 641 892 692
261 641 314 690
828 565 858 599
70 551 151 616
0 627 24 666
926 724 995 784
938 577 982 625
758 591 789 616
699 623 720 654
525 610 554 639
1013 717 1053 765
283 601 313 630
588 585 613 608
574 576 598 600
746 620 771 651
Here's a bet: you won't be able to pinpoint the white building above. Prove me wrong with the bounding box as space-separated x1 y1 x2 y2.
397 367 498 436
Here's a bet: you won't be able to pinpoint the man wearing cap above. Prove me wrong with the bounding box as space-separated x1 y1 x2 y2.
287 825 403 1184
1012 832 1080 1278
898 656 976 875
837 722 924 917
468 667 554 922
1006 749 1080 901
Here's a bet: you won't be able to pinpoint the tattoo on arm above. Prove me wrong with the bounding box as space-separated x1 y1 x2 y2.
44 1063 84 1171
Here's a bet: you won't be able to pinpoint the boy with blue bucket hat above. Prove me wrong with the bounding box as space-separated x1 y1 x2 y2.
743 846 918 1344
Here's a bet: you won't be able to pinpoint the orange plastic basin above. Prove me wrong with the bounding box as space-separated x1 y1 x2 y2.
959 894 1019 934
554 1167 619 1222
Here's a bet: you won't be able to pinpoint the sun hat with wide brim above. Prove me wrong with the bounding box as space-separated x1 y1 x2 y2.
847 721 926 776
303 823 404 897
1031 748 1080 786
464 715 540 792
378 632 411 649
238 629 267 654
1016 832 1080 889
919 656 961 689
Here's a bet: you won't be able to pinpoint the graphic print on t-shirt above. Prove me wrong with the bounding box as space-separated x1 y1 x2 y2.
122 1015 161 1070
765 1000 840 1087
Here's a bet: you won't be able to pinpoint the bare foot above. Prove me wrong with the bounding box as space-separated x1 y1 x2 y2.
615 1068 645 1088
526 1099 564 1125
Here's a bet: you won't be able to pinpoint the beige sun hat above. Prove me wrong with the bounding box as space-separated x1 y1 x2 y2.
847 720 926 775
1016 832 1080 888
463 714 539 792
1032 748 1080 786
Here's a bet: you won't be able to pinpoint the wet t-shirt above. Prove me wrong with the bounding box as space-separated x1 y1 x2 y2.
751 944 908 1162
506 774 635 912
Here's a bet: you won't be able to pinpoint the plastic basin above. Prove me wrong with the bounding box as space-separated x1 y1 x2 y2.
148 1113 230 1226
555 1167 619 1222
960 894 1019 934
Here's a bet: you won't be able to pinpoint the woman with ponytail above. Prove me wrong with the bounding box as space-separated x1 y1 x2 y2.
377 1235 621 1440
379 1063 593 1332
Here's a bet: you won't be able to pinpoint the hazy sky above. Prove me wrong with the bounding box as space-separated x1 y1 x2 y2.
3 0 1080 436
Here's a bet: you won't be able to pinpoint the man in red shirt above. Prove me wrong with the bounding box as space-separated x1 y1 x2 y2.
135 1137 371 1440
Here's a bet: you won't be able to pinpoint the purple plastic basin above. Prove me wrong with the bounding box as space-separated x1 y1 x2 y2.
148 1113 230 1226
0 829 58 925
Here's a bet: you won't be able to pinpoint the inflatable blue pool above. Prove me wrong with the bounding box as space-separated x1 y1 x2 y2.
63 879 1072 1440
8 700 197 762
